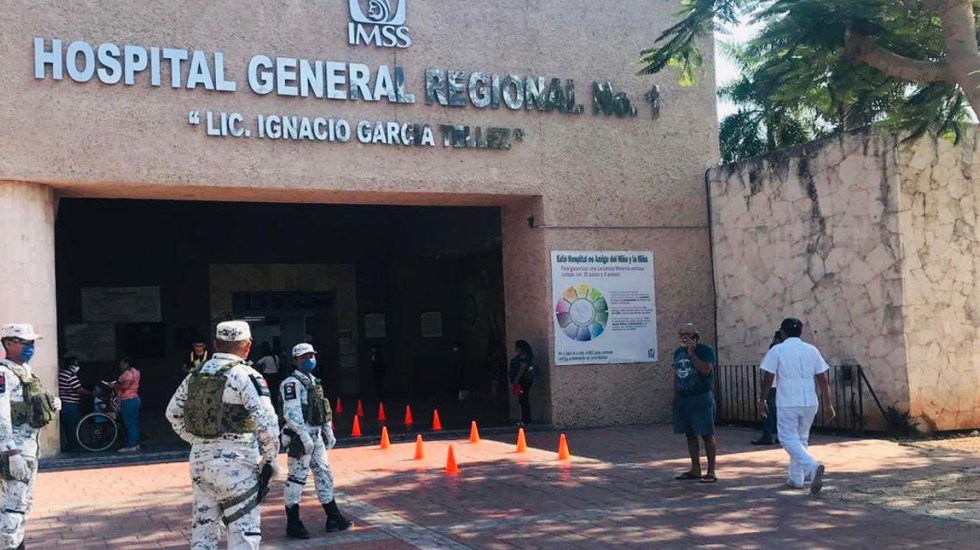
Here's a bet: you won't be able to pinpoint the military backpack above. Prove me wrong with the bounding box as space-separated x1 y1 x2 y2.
184 361 256 438
297 375 332 427
6 365 57 430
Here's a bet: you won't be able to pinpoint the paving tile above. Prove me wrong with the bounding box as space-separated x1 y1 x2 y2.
26 424 980 549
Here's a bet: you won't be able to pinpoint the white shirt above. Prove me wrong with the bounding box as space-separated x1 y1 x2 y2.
255 354 281 375
760 337 829 407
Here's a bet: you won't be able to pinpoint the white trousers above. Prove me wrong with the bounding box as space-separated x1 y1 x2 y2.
776 405 819 485
1 435 38 549
189 445 262 550
284 432 334 506
1 458 37 549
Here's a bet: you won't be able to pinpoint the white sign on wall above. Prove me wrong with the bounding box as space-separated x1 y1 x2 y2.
81 286 162 323
364 313 386 338
63 323 117 361
552 251 657 365
420 311 443 338
348 0 412 49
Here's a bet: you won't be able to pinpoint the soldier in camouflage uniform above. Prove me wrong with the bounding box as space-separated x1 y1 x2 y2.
280 342 352 539
166 320 280 550
0 324 61 550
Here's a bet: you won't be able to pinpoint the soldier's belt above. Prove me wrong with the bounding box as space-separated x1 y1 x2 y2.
220 482 261 525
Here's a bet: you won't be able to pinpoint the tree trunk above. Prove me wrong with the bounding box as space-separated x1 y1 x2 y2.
846 1 980 115
935 0 980 114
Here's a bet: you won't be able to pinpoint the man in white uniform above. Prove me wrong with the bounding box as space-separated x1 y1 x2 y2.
280 342 352 539
759 318 836 495
166 320 280 550
0 324 61 550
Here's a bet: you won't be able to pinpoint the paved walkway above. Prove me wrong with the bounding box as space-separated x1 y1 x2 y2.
30 425 980 549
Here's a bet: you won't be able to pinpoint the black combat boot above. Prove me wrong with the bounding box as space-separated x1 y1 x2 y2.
323 499 353 532
285 504 311 539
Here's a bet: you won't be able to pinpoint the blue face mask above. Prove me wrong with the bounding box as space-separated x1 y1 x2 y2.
300 358 316 372
19 343 35 363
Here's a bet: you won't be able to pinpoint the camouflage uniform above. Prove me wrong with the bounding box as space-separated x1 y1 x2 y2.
280 342 351 539
166 352 279 550
281 369 336 506
0 360 46 550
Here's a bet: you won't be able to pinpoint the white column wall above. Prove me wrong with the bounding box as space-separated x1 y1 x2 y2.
0 180 59 456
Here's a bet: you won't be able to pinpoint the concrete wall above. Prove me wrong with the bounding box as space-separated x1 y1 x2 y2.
898 134 980 430
709 128 980 430
0 181 60 456
1 0 719 430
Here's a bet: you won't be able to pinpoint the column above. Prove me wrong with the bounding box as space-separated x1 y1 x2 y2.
0 181 59 456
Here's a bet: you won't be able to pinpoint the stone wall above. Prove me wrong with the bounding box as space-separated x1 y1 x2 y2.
709 128 980 430
898 134 980 430
708 131 909 418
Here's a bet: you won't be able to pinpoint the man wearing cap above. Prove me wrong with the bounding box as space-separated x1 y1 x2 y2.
0 324 61 550
671 323 719 483
280 342 352 539
166 320 280 550
759 317 836 495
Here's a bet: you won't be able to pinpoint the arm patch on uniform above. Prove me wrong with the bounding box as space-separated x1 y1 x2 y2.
0 373 5 394
249 374 270 397
283 382 297 401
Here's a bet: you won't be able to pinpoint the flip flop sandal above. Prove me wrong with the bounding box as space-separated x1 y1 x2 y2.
674 472 702 480
700 474 718 483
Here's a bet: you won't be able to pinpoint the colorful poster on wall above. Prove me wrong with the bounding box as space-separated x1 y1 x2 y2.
552 251 657 365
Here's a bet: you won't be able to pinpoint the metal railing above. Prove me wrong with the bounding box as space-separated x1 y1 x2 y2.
713 364 888 433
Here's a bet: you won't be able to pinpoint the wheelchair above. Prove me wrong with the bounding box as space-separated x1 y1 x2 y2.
75 382 124 452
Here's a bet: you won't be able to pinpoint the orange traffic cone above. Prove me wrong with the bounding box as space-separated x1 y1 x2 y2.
469 421 481 443
356 400 365 417
404 405 414 426
432 410 443 431
378 402 387 423
351 415 362 437
413 434 425 460
557 433 571 461
335 397 343 414
516 427 528 453
380 426 391 449
445 444 461 475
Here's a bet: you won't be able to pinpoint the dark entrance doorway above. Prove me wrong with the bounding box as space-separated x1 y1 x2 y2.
54 199 508 453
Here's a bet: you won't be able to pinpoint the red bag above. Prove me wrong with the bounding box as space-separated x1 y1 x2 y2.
510 383 522 395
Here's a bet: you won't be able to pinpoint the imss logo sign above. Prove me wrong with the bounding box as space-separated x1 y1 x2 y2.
348 0 412 49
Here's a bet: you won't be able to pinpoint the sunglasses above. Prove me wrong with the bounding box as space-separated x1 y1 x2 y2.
6 338 33 346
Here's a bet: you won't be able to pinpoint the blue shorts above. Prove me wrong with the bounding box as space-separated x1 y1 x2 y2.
672 392 715 436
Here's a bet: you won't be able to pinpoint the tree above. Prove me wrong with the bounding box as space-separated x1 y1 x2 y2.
641 0 977 154
717 43 820 162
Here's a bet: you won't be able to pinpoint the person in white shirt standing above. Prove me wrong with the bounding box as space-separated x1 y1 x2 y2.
758 318 836 495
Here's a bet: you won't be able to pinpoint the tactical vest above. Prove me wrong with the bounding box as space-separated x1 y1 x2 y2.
297 376 332 427
7 365 57 429
184 361 256 438
189 350 210 370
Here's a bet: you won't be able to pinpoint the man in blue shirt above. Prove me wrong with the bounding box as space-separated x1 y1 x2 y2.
671 324 718 483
